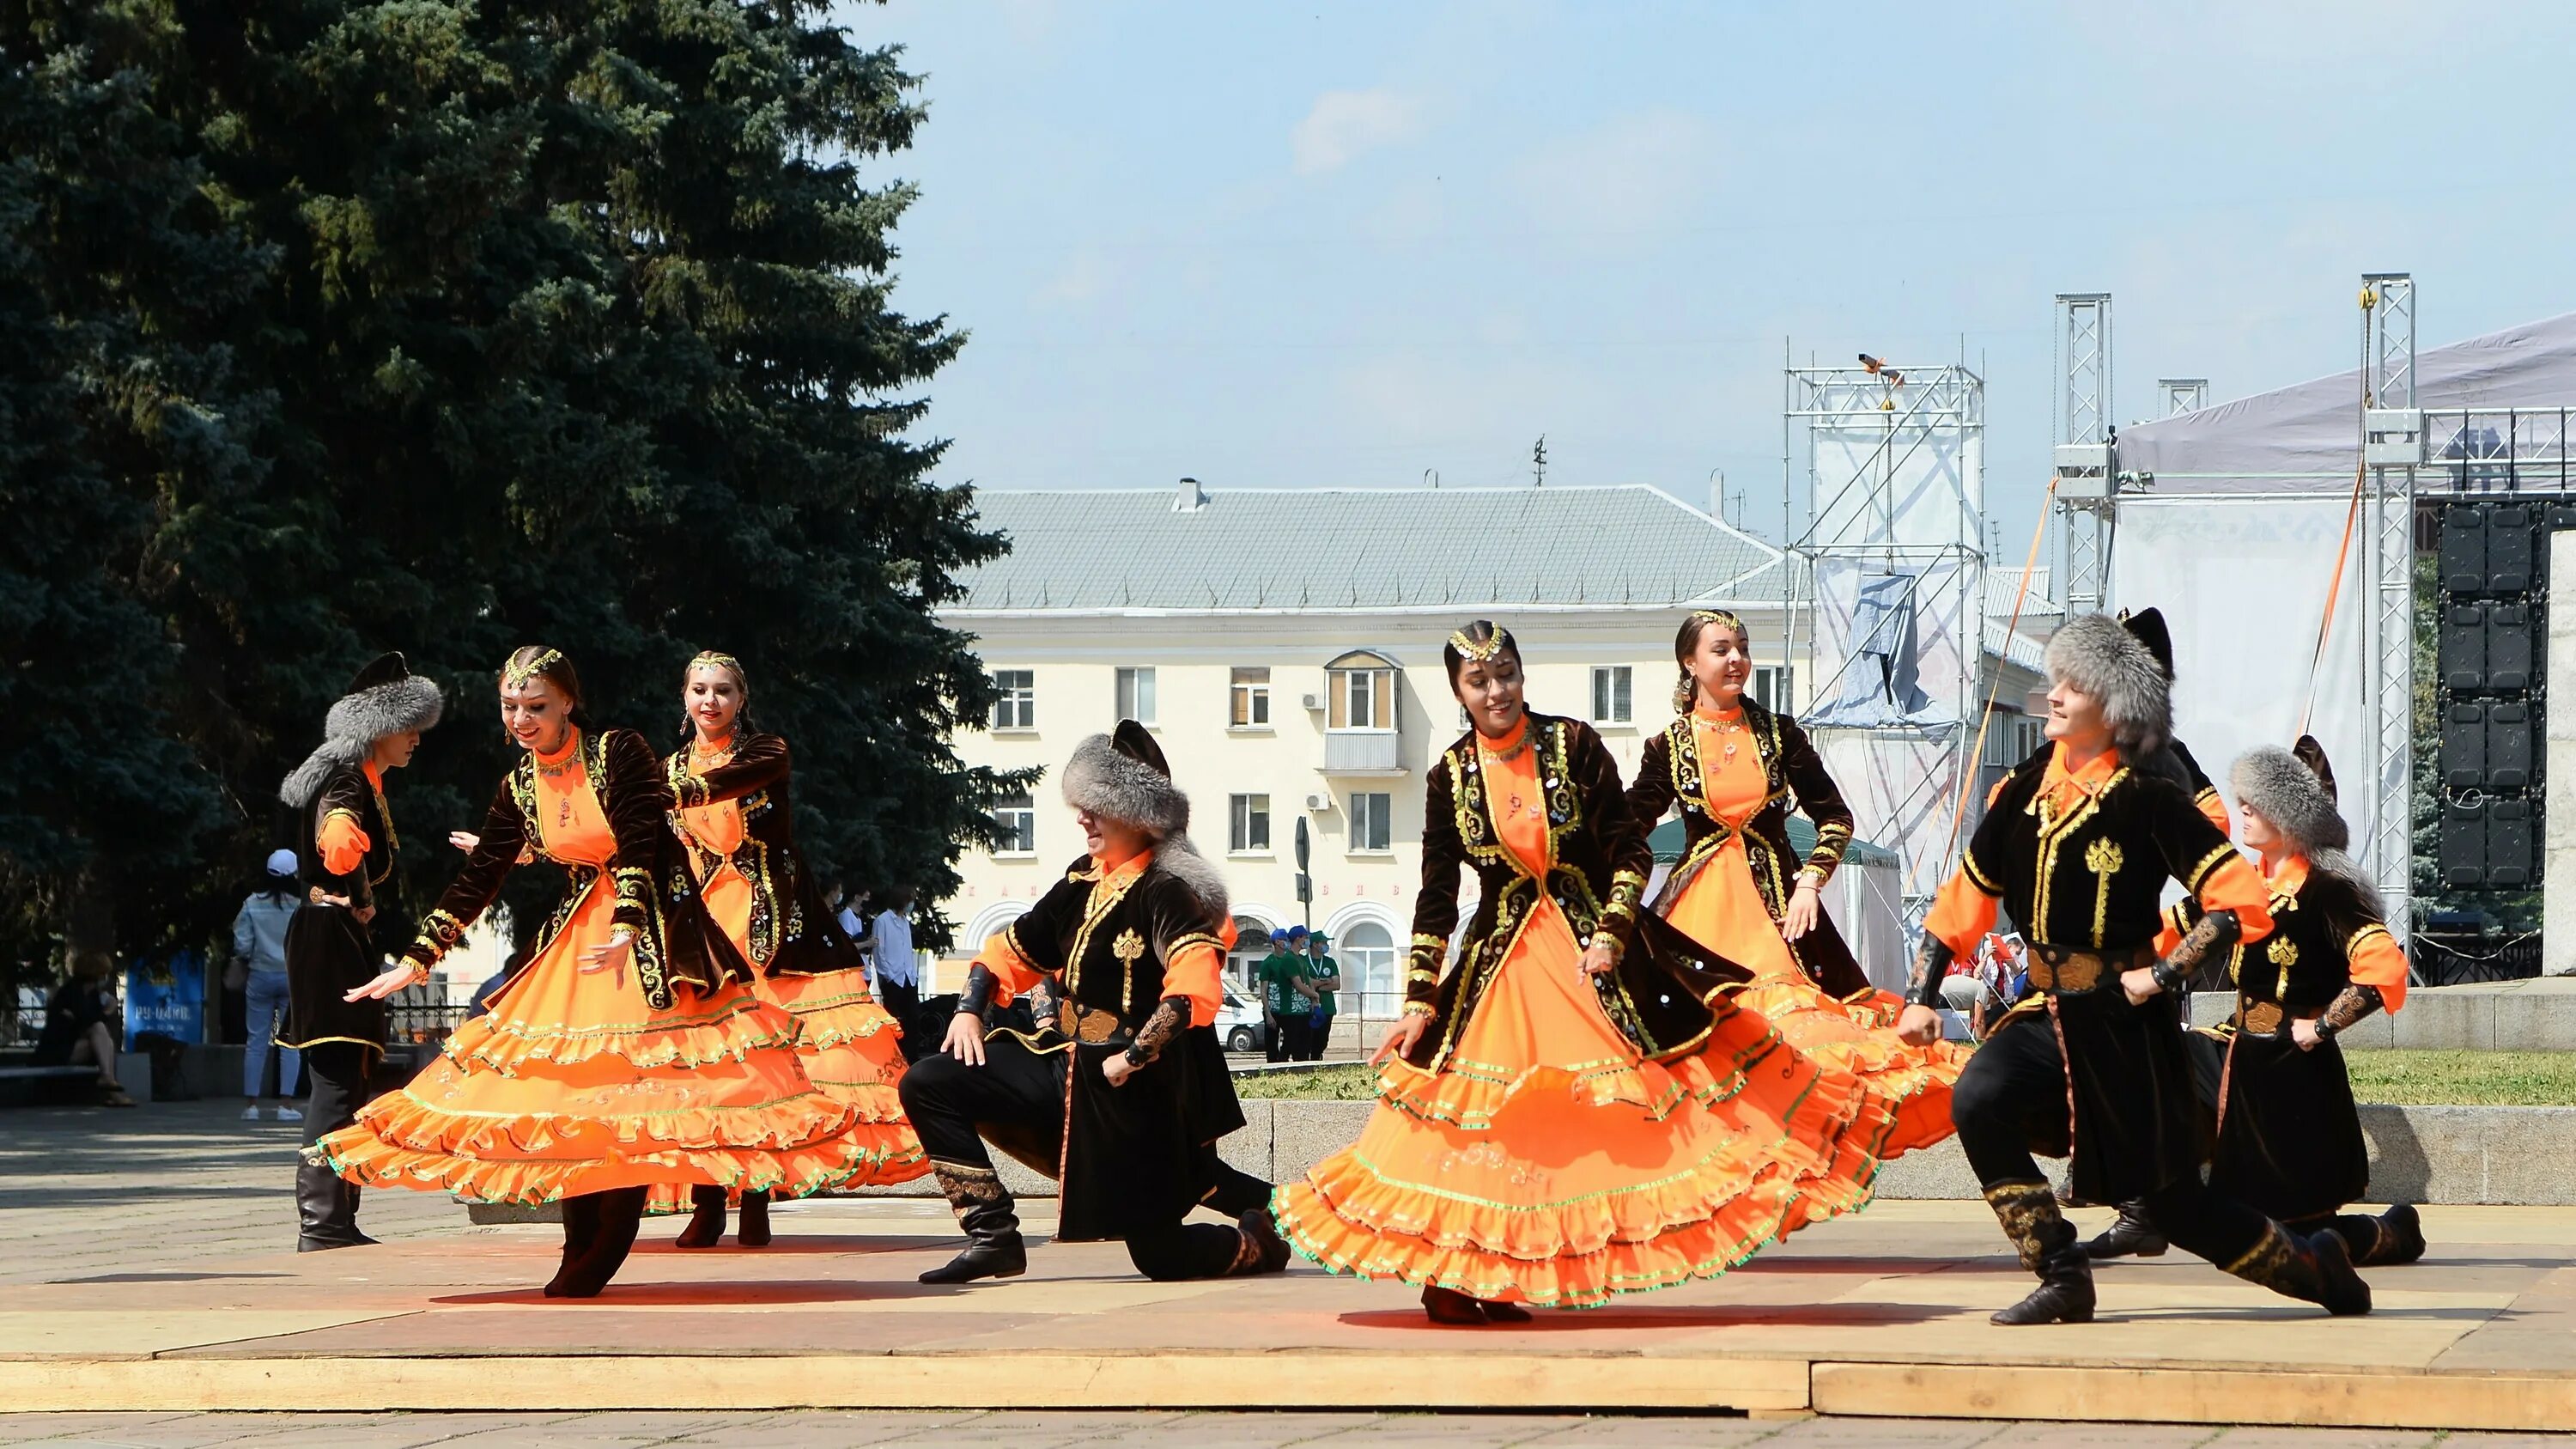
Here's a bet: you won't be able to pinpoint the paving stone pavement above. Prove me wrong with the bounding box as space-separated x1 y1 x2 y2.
0 1413 2569 1447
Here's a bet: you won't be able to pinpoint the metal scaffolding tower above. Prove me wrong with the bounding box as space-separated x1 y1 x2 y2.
1783 359 1987 901
2159 378 2209 417
2055 294 2115 613
2361 273 2420 930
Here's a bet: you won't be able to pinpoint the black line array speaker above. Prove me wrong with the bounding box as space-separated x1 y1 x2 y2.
2432 502 2550 888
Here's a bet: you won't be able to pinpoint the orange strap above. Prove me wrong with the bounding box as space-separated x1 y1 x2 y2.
2297 460 2368 741
1947 475 2059 861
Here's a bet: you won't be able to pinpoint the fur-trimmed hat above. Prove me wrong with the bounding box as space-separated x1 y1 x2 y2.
279 653 443 808
1059 719 1230 921
2043 613 2172 757
2117 606 2177 679
1061 720 1188 837
2232 738 2349 855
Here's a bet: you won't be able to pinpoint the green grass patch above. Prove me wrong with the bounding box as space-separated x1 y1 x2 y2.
1232 1050 2576 1106
2342 1049 2576 1106
1230 1063 1380 1099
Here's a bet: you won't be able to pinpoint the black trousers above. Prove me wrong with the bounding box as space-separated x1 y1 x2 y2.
878 977 921 1029
1265 1015 1291 1063
1952 1008 2268 1269
900 1044 1261 1281
299 1041 378 1148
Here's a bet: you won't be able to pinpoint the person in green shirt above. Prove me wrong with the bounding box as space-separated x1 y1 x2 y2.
1299 929 1340 1062
1255 930 1304 1062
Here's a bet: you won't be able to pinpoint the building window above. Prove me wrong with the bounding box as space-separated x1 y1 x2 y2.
1590 666 1633 725
1341 920 1398 1019
1229 794 1272 854
1350 791 1393 852
992 790 1036 855
1327 660 1394 731
1230 667 1271 728
1115 667 1157 725
1752 664 1787 712
991 670 1034 730
1984 709 2044 767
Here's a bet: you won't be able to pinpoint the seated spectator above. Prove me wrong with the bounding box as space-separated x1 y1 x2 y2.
32 953 135 1107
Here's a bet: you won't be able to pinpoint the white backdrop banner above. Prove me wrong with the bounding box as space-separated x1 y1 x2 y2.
2109 495 2380 878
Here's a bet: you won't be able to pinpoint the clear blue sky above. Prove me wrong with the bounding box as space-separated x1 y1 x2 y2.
854 0 2576 561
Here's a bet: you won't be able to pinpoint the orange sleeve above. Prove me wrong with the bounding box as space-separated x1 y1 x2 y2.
971 929 1046 1008
2197 791 2231 834
318 811 372 878
1923 866 1998 958
2190 853 2275 944
1164 941 1225 1026
2346 923 2409 1012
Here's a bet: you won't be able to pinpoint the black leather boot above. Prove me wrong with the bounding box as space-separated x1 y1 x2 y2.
737 1190 772 1248
558 1186 647 1299
545 1192 604 1298
2354 1204 2425 1267
1228 1206 1290 1276
2082 1200 2168 1260
295 1160 374 1251
1985 1180 2095 1325
919 1163 1026 1285
672 1184 727 1248
2225 1221 2372 1316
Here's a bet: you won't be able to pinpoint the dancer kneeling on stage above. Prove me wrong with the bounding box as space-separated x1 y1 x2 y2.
2105 739 2421 1269
1893 613 2373 1324
900 721 1285 1286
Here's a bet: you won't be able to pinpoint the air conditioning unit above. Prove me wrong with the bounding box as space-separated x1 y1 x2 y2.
1303 793 1332 812
1300 692 1324 710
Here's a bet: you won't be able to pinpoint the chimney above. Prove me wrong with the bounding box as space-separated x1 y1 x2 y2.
1174 476 1208 512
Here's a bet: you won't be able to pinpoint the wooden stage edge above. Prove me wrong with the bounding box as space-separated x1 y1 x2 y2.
3 1352 2572 1430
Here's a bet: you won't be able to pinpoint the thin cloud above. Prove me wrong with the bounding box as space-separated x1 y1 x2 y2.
1292 88 1428 176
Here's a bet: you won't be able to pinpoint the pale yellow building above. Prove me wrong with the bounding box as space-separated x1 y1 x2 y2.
934 479 2049 1031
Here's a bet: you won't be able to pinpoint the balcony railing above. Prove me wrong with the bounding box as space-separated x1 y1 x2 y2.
1322 729 1402 774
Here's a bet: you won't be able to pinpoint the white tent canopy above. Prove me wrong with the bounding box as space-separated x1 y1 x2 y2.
2117 310 2576 495
2110 308 2576 894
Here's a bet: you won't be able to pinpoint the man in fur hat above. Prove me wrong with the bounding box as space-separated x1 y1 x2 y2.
2136 739 2424 1268
900 721 1286 1286
276 652 442 1251
1894 615 2373 1324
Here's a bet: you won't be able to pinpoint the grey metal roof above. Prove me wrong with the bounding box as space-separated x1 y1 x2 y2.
950 485 1784 613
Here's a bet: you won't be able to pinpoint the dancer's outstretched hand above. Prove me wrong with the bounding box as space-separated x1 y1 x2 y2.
344 964 421 1002
1783 880 1824 938
1894 1002 1943 1047
449 831 479 853
942 1011 987 1066
1370 1013 1428 1066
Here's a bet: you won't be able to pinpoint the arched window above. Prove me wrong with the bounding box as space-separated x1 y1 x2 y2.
1324 649 1398 732
1225 914 1279 995
1340 920 1398 1020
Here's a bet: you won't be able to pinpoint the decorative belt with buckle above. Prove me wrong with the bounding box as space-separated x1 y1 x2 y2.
2026 943 2154 994
2235 999 2294 1036
1071 1003 1127 1044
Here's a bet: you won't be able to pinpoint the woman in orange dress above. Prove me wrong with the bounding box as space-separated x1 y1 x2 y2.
1273 621 1888 1322
653 651 925 1245
1630 609 1968 1157
313 647 866 1298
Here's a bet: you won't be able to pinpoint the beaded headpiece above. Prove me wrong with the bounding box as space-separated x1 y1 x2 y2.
501 648 563 690
1448 624 1515 662
1689 608 1747 634
689 649 745 679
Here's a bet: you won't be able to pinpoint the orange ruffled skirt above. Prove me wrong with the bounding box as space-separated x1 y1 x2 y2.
1274 899 1876 1307
313 882 874 1206
642 856 926 1213
1668 845 1968 1158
